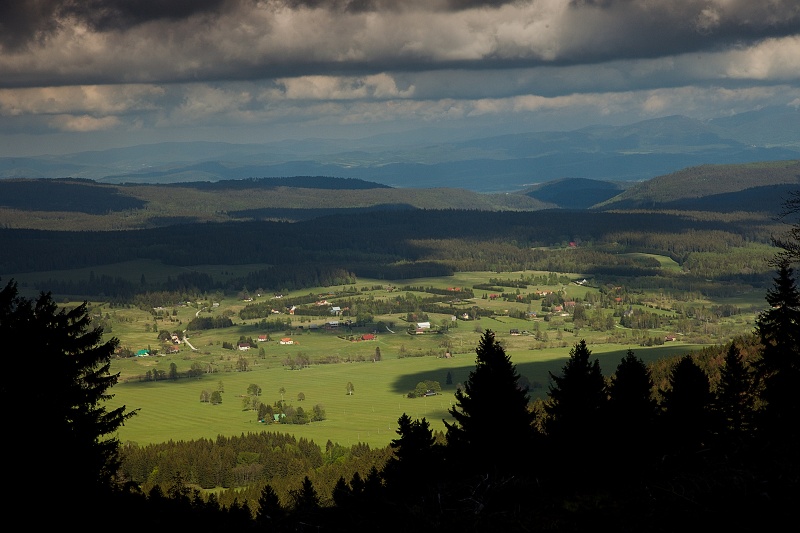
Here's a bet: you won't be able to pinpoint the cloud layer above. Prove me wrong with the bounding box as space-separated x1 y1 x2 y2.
1 0 799 152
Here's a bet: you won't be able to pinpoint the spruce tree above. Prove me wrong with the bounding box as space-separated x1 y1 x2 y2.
256 483 286 527
715 342 756 440
383 414 440 501
658 355 715 458
0 280 135 505
291 476 320 517
544 340 606 441
607 349 657 427
606 349 658 474
445 330 535 475
755 260 800 438
543 339 607 482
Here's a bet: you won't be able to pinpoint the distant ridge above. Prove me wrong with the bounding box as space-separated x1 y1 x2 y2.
596 160 800 210
2 106 800 192
159 176 392 190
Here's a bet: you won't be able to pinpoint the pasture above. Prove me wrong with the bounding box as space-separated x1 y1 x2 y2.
44 265 760 449
107 334 704 449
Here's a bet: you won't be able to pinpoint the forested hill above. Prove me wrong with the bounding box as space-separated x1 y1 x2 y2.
0 177 551 231
522 178 628 209
596 160 800 211
161 176 392 190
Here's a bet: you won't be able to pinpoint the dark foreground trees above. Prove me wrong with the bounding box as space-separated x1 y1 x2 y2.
445 329 536 476
0 280 135 515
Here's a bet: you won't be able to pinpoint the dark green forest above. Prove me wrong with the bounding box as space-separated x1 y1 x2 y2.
0 208 779 302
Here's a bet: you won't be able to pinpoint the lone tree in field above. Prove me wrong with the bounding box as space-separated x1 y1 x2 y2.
445 329 536 475
346 382 355 395
0 280 135 501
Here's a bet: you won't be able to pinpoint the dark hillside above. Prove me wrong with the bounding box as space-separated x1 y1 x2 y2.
0 209 778 274
228 203 417 221
161 176 392 190
522 178 626 209
652 184 799 213
0 178 146 214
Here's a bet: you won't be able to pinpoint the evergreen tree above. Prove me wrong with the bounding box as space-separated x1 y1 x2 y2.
383 414 440 502
606 349 658 475
256 483 286 527
607 349 657 427
715 342 756 440
0 280 135 505
755 260 800 438
445 330 536 475
543 339 607 482
332 476 353 510
291 476 320 517
658 355 716 458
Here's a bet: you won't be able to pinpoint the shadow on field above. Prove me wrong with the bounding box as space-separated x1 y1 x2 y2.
390 344 695 401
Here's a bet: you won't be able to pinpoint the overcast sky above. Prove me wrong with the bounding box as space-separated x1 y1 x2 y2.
1 0 799 156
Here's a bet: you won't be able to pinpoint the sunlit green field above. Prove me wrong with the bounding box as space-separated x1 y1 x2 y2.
18 264 755 449
107 336 704 449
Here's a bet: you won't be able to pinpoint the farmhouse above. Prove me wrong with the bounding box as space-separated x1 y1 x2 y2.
361 333 376 341
510 329 520 336
417 322 431 329
136 349 149 357
238 343 250 351
257 335 268 342
331 306 342 315
280 338 294 345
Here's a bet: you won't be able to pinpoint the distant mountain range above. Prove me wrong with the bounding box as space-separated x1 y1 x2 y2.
2 160 799 234
2 106 800 192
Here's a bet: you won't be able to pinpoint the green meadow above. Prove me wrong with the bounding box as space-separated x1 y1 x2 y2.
40 265 756 449
107 335 704 449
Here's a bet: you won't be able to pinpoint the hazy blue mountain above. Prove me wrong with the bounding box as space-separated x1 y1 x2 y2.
2 107 799 192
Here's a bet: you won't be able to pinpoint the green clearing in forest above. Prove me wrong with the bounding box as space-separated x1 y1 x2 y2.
43 266 754 449
107 338 703 449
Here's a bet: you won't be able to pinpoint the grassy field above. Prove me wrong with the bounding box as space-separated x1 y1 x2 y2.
17 264 759 449
106 338 703 449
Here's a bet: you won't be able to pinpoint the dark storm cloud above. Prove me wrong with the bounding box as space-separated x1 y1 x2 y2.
0 0 233 51
65 0 233 30
281 0 518 12
1 0 800 144
556 0 800 63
